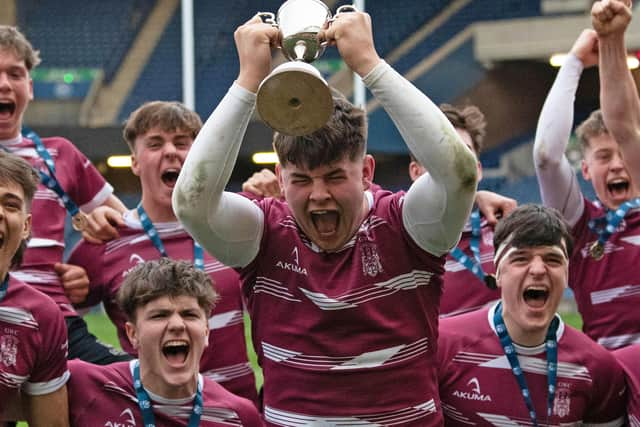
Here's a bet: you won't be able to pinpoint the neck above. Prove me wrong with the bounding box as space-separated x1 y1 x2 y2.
501 310 549 348
138 196 177 223
139 366 198 400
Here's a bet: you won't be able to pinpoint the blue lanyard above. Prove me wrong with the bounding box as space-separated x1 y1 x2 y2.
20 127 87 230
132 360 203 427
136 205 204 270
449 209 496 289
0 276 9 303
493 302 558 426
587 197 640 259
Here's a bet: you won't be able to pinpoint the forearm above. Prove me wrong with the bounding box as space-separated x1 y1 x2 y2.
534 53 584 225
173 84 263 267
599 33 640 175
363 62 477 254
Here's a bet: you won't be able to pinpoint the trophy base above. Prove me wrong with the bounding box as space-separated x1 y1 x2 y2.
257 62 333 136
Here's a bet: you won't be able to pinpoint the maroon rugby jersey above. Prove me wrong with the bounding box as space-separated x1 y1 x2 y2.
0 275 69 414
438 305 626 425
570 197 640 349
441 218 499 317
67 360 262 426
67 214 257 404
241 190 445 426
2 136 112 317
613 345 640 426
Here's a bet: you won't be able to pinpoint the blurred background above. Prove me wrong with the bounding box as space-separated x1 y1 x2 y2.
9 1 637 400
6 0 640 203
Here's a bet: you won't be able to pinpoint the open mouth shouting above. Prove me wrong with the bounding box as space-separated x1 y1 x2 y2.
0 101 16 121
162 340 190 366
607 178 630 199
522 285 549 309
161 168 181 189
310 210 339 237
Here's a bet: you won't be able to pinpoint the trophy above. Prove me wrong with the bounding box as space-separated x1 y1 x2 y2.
257 1 355 136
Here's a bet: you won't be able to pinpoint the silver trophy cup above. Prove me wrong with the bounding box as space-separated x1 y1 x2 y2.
256 0 354 136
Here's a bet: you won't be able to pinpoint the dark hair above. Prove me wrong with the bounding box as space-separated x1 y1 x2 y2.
123 101 202 152
575 109 608 153
273 91 367 170
0 25 41 70
0 151 40 269
494 204 573 256
440 103 486 155
117 258 219 321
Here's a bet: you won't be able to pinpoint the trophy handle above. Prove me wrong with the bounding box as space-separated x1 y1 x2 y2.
257 12 277 26
321 4 359 47
335 4 358 15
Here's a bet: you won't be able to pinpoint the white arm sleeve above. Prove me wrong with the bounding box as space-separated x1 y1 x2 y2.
363 61 478 256
533 53 585 227
173 84 264 267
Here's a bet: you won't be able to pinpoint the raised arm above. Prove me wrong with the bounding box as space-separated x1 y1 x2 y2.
593 0 640 184
173 16 279 267
322 11 477 255
533 30 597 226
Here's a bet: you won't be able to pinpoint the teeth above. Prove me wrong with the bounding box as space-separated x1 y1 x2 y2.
164 340 188 348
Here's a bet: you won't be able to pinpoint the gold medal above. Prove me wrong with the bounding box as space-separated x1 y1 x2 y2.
589 241 604 261
71 211 88 232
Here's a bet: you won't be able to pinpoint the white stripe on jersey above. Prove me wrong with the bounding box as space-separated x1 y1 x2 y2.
0 371 28 389
597 333 640 349
300 270 434 310
208 310 243 330
254 277 301 302
10 147 59 159
442 403 475 425
445 253 494 272
262 338 429 370
590 284 640 305
11 269 60 284
620 235 640 246
201 362 253 383
0 307 38 329
25 238 64 248
478 412 535 426
265 399 437 426
452 352 592 381
630 415 640 427
23 371 70 396
157 404 244 426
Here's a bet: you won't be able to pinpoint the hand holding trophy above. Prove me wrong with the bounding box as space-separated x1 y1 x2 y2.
256 0 356 136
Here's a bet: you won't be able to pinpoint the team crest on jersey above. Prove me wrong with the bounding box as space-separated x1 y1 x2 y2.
361 241 383 277
0 334 19 367
553 383 571 418
104 408 136 427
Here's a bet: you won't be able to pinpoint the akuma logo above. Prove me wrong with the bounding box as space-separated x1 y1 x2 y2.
276 261 308 276
452 377 492 402
104 408 136 427
275 247 308 275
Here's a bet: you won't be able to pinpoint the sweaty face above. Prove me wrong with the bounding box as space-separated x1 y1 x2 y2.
278 154 374 252
582 133 640 210
125 295 209 399
0 49 33 141
0 181 31 276
496 245 567 346
131 129 192 219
